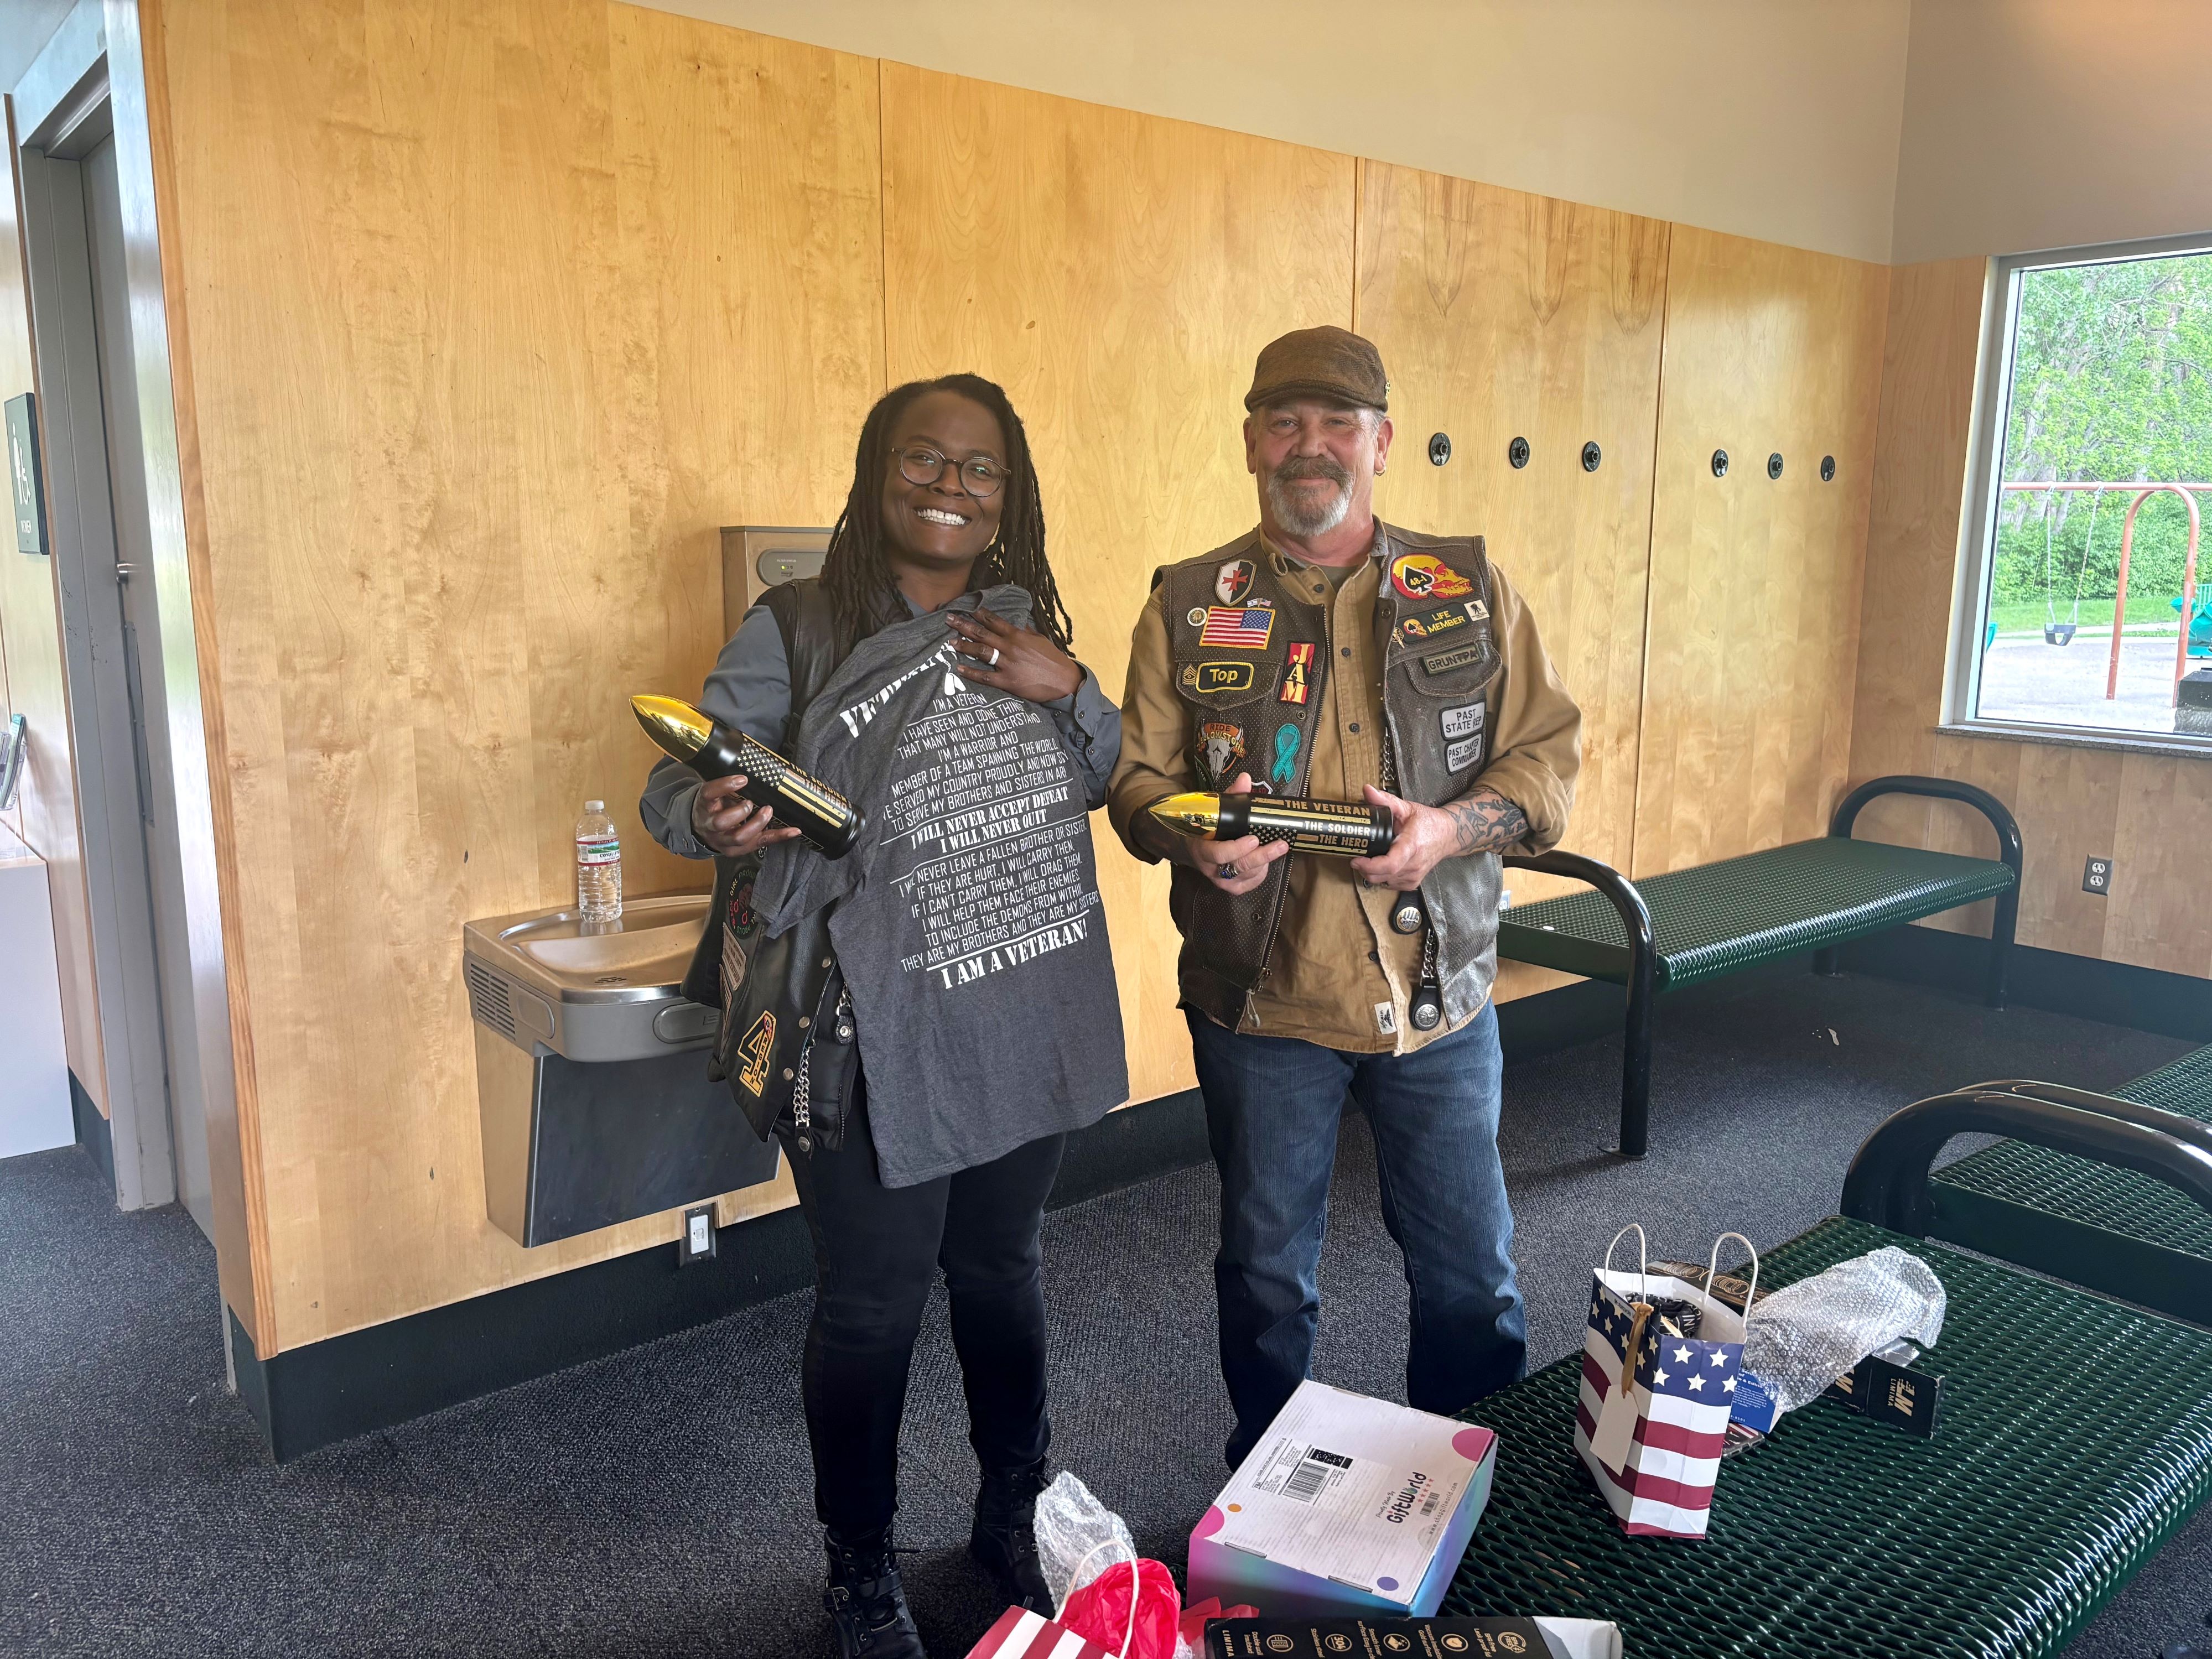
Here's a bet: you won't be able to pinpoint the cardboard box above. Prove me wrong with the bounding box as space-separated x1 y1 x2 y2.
1188 1381 1498 1619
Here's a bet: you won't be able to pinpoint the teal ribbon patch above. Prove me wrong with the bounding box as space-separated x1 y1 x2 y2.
1270 724 1301 791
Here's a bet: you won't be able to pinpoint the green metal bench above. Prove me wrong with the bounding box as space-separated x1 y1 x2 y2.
1500 776 2022 1156
1445 1089 2212 1658
1929 1048 2212 1328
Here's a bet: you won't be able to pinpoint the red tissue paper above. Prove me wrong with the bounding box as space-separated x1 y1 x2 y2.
1177 1597 1259 1651
1058 1558 1181 1659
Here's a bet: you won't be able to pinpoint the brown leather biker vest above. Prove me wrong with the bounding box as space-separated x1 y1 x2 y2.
1152 523 1506 1033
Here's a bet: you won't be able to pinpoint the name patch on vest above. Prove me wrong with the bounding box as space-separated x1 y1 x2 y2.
1421 642 1490 676
1279 642 1313 704
1180 661 1256 696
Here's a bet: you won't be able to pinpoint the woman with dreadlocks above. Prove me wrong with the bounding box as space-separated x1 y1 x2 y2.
642 374 1123 1659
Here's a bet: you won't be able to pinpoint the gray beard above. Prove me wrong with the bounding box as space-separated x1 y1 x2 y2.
1266 470 1352 538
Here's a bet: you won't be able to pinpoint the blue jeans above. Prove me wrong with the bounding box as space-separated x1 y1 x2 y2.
1187 1002 1525 1466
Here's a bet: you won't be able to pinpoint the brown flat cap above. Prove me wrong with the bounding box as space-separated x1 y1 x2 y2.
1245 325 1388 413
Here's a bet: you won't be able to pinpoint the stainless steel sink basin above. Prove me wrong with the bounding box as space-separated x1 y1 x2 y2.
514 912 705 981
463 892 719 1062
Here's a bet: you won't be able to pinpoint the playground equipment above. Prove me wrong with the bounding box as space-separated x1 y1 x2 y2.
2171 590 2212 657
2038 487 2097 644
1999 481 2204 700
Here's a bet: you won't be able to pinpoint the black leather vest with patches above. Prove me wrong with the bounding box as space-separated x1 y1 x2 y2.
1154 522 1505 1032
678 579 858 1147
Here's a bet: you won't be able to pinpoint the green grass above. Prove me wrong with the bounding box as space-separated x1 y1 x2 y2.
1988 596 2191 635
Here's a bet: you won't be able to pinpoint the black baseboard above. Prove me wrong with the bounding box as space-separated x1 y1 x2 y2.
1839 924 2212 1043
70 1071 113 1189
229 1087 1209 1463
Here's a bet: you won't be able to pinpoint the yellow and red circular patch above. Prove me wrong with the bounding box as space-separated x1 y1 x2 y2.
1389 552 1473 601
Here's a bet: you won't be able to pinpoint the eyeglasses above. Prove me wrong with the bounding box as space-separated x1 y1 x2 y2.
895 445 1010 499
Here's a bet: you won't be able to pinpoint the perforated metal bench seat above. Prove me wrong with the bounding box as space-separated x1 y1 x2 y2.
1930 1045 2212 1328
1446 1216 2212 1659
1496 777 2024 1158
1497 838 2017 991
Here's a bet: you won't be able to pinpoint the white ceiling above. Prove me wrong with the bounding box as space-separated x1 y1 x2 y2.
1 0 77 101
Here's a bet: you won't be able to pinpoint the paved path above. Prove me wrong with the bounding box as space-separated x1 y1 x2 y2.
1977 630 2202 734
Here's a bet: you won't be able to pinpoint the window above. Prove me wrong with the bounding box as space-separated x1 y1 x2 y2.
1953 235 2212 747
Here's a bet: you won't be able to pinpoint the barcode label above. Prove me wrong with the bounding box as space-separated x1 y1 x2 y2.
1281 1447 1351 1504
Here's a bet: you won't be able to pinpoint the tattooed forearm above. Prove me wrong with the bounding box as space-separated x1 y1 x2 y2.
1441 788 1529 856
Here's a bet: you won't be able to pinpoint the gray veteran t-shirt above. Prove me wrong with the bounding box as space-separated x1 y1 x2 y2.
754 586 1127 1187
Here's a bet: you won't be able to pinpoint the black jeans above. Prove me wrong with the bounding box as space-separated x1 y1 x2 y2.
781 1068 1066 1537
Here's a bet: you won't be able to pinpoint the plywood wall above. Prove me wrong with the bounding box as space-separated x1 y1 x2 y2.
1848 257 2212 976
160 0 884 1349
0 116 106 1114
1356 164 1669 898
144 0 1902 1353
878 64 1355 1105
1634 228 1889 873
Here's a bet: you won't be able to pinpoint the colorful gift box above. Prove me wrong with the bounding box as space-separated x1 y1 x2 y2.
1188 1380 1497 1619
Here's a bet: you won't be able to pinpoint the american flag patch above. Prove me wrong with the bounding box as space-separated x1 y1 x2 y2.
1199 606 1274 649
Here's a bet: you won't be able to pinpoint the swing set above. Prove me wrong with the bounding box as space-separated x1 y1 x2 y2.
1998 480 2206 700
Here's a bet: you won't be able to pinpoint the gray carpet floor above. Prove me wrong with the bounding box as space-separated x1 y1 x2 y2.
4 966 2210 1658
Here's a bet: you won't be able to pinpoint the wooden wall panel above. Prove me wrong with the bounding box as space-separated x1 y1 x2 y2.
1635 228 1888 873
161 0 884 1350
877 64 1356 1105
0 131 106 1111
1354 164 1668 946
1849 256 2212 980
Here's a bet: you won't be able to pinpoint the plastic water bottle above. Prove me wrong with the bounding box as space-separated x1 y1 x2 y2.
575 800 622 923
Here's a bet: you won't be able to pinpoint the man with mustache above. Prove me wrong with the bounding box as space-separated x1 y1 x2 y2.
1108 326 1582 1465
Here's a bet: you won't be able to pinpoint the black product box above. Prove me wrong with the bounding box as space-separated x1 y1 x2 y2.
1206 1615 1564 1658
1822 1352 1945 1437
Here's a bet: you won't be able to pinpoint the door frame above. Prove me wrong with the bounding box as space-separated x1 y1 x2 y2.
12 1 253 1327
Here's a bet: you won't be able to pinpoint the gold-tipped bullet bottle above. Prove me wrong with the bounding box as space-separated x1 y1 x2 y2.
1146 790 1393 857
631 694 864 859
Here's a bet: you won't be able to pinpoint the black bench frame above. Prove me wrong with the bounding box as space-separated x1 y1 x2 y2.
1506 775 2023 1159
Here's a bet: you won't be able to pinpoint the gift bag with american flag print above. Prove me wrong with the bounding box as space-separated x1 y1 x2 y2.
1574 1224 1759 1540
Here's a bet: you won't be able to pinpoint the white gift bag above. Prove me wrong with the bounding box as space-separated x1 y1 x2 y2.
1574 1224 1759 1540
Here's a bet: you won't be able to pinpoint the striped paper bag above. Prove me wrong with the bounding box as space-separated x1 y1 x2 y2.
1574 1225 1759 1540
964 1605 1121 1659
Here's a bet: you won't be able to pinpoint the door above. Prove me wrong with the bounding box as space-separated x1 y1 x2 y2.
79 133 210 1235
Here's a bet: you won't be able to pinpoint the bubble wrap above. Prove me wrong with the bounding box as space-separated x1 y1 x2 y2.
1033 1470 1135 1614
1741 1246 1946 1416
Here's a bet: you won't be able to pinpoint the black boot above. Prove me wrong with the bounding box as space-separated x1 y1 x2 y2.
969 1459 1052 1612
823 1527 927 1658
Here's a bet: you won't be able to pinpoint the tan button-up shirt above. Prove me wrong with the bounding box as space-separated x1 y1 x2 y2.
1108 526 1581 1054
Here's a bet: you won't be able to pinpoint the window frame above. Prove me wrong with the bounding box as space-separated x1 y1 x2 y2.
1944 230 2212 755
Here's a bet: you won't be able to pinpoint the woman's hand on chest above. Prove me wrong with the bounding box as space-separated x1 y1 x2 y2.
947 608 1083 704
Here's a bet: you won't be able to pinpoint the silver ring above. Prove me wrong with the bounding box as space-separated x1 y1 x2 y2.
988 647 1001 667
1220 861 1239 879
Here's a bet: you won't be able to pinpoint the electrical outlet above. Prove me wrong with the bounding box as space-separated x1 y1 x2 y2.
2083 856 2114 896
679 1204 717 1265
